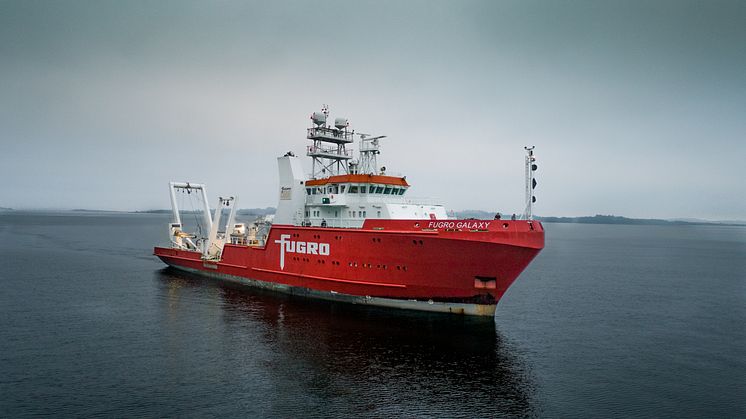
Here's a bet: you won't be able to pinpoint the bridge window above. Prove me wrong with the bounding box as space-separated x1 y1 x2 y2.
399 189 406 195
360 186 367 194
350 185 358 193
383 187 392 195
306 188 311 195
341 185 346 193
375 185 384 194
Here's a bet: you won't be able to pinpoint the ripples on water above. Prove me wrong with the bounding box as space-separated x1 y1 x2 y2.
156 270 536 417
0 212 744 417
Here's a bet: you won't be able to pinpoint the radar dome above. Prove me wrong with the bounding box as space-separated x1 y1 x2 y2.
334 117 348 130
311 112 326 126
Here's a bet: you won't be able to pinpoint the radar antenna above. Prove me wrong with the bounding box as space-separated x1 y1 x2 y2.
358 133 387 175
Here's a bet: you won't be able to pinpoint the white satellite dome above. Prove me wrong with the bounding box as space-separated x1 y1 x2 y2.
311 111 326 126
334 117 348 130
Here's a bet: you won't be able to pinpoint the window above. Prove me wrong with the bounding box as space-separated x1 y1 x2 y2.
375 186 384 194
384 187 392 195
306 188 311 195
363 211 367 217
399 189 405 195
377 210 381 217
334 211 338 217
341 185 346 193
305 210 309 217
350 185 358 193
331 185 338 194
360 186 367 194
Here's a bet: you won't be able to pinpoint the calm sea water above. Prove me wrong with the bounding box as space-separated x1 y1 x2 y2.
0 212 744 417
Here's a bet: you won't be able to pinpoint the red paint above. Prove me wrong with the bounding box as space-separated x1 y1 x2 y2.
154 219 544 304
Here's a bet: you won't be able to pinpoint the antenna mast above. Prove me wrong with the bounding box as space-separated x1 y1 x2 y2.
358 134 387 175
523 146 538 220
307 105 354 179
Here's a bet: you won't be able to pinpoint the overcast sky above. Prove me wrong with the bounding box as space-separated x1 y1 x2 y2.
1 0 744 219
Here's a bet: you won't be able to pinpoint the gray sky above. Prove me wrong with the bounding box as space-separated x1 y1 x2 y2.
1 0 744 219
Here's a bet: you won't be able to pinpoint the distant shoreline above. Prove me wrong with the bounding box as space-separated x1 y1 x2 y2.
455 210 746 227
536 215 746 227
2 208 744 227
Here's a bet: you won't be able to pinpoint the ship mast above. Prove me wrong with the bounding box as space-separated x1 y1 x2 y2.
307 105 354 179
358 134 387 175
523 146 538 220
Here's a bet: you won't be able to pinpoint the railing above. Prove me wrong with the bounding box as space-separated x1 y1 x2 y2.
306 194 348 206
304 193 440 206
298 218 364 229
404 197 442 206
307 145 352 158
359 144 379 152
307 127 354 143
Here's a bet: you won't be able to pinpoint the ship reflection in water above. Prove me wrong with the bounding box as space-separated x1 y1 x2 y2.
156 267 537 417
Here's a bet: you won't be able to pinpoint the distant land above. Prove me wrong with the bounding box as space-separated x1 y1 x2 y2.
134 208 746 225
454 210 746 227
135 207 276 217
2 207 744 226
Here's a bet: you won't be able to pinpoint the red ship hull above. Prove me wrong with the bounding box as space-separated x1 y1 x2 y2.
154 219 544 316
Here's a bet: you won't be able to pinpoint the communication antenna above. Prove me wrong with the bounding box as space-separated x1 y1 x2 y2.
359 133 387 175
306 105 354 178
523 146 538 220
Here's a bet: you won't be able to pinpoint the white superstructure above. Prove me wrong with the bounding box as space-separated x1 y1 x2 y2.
273 106 450 228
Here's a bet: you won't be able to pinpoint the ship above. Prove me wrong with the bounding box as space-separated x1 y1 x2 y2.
154 107 544 316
